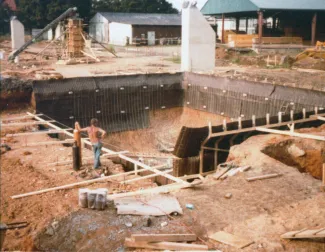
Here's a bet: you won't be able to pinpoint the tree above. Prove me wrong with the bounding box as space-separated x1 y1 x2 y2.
92 0 178 14
0 3 12 34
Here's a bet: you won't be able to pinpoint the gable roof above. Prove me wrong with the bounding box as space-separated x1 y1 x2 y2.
201 0 325 15
1 0 17 11
98 12 181 26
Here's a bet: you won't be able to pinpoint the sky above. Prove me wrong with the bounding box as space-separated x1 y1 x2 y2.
167 0 208 10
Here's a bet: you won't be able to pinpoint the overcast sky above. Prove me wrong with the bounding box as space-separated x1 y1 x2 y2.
167 0 208 10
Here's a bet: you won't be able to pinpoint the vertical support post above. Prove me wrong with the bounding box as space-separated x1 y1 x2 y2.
221 14 225 44
322 163 325 191
266 113 270 125
199 150 204 175
74 128 82 167
315 106 319 115
311 13 317 46
278 112 282 123
134 164 138 176
236 17 240 33
252 115 256 127
272 17 276 30
214 142 218 171
223 119 227 131
208 121 212 137
258 11 263 44
290 110 294 121
323 163 325 186
238 117 242 129
303 108 306 119
245 17 249 34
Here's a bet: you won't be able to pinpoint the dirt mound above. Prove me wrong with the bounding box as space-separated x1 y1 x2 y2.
261 132 325 179
34 208 191 252
294 57 325 71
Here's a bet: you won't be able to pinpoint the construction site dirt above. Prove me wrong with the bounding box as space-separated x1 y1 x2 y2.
1 110 325 251
1 5 325 251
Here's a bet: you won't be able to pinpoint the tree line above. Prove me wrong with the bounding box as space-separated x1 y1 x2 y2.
0 0 178 31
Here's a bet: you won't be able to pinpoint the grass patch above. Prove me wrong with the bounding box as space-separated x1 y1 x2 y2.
164 56 181 64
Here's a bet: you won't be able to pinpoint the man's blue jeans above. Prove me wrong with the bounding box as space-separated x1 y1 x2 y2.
92 142 102 169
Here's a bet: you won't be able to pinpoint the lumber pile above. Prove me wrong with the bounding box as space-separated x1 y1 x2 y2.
228 34 258 48
209 231 254 249
124 233 209 251
253 37 303 45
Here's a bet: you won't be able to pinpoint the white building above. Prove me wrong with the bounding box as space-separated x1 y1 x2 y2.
89 12 182 46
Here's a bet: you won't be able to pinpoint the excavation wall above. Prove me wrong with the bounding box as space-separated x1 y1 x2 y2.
33 73 184 132
183 72 325 119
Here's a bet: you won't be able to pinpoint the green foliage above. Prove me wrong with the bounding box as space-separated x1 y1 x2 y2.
15 0 178 30
0 3 12 34
92 0 178 14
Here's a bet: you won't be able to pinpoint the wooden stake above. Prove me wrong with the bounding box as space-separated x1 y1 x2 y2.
11 164 168 199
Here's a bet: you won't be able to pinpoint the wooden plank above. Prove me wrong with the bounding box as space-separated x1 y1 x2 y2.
11 164 168 199
209 231 254 249
131 234 197 242
121 169 172 184
246 173 282 182
124 238 208 251
281 228 325 239
107 181 201 200
213 167 231 180
1 121 54 127
256 127 325 141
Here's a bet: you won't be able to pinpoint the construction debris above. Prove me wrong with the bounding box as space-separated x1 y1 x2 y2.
124 237 208 251
114 194 183 216
246 173 282 182
209 231 254 249
281 227 325 239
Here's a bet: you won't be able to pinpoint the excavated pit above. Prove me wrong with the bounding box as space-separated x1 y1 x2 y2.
261 133 325 179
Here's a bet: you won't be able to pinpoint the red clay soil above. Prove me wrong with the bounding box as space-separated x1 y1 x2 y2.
105 107 228 153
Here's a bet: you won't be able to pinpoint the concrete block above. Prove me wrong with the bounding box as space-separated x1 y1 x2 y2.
55 23 64 41
181 2 216 72
10 17 25 50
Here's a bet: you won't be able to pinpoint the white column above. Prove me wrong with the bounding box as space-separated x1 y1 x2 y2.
181 1 216 72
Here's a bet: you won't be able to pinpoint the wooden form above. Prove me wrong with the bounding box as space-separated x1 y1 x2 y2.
199 110 325 175
124 238 208 251
246 173 282 182
131 233 197 242
281 227 325 239
67 19 84 58
11 164 168 199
